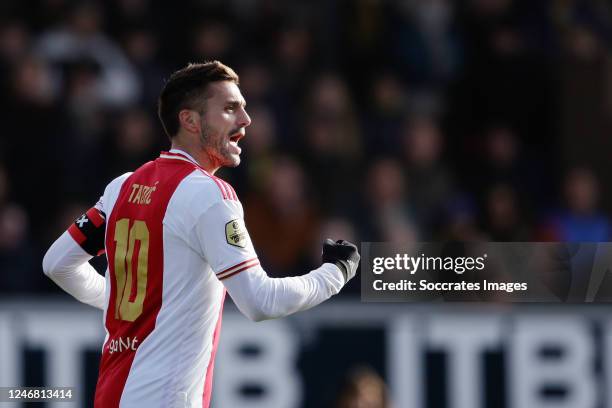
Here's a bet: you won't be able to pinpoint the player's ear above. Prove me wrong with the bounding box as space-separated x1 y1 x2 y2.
178 109 201 134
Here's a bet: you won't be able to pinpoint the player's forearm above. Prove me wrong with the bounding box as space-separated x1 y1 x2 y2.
223 263 345 322
42 231 106 310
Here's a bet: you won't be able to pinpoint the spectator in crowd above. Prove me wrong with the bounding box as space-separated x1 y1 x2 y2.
390 0 461 85
122 28 168 106
540 167 611 241
333 365 391 408
362 71 408 156
0 204 37 292
470 125 550 213
301 73 363 209
441 195 487 241
0 164 38 292
355 158 418 243
191 20 235 66
33 1 140 107
102 106 162 180
401 116 453 236
483 183 530 241
0 19 29 65
244 156 320 277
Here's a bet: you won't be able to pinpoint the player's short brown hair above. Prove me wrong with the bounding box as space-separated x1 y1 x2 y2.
158 61 239 138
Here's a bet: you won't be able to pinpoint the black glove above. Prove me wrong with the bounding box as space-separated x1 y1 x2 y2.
322 239 360 283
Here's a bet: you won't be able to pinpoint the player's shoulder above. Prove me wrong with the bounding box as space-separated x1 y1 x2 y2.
178 169 239 205
98 172 133 215
105 172 133 196
167 170 242 227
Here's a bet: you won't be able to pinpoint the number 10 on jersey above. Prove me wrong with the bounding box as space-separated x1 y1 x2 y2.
113 218 150 322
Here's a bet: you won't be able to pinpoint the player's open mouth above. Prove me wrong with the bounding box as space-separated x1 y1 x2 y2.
229 131 244 143
229 132 243 154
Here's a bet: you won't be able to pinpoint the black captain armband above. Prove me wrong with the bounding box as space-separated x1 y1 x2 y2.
67 207 106 256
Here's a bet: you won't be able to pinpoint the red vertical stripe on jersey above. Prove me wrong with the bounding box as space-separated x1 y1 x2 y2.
94 159 196 408
202 290 226 408
212 177 228 199
217 179 229 200
221 180 236 201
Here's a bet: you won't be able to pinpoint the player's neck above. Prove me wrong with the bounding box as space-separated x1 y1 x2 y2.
170 140 220 175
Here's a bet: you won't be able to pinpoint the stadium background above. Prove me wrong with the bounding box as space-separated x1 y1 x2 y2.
1 0 612 407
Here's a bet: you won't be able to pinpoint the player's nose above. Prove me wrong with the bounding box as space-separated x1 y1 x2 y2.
238 108 251 128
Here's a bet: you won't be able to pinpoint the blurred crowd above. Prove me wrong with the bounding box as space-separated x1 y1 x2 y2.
1 0 612 295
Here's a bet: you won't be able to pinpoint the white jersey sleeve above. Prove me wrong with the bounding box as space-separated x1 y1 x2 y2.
42 231 106 309
42 172 132 310
223 263 345 322
194 195 347 321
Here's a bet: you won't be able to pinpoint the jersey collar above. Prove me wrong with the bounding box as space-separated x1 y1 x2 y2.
160 149 220 179
160 149 200 167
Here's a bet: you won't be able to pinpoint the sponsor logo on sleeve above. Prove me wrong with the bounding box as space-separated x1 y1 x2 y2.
225 219 247 248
